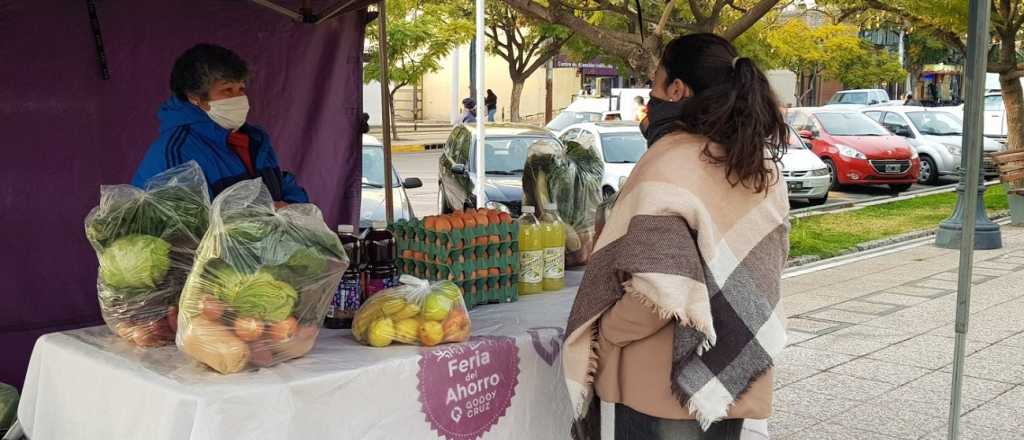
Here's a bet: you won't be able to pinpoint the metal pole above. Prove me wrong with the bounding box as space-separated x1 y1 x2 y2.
474 0 486 209
451 48 461 125
377 0 395 224
898 27 906 98
947 1 989 438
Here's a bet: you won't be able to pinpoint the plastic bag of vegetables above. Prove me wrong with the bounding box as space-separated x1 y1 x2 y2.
84 161 210 347
352 276 470 347
176 178 348 374
522 139 604 267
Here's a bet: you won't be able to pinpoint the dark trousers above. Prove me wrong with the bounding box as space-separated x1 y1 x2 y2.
614 404 745 440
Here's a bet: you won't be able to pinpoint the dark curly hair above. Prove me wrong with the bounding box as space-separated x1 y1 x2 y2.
169 44 249 101
659 33 786 194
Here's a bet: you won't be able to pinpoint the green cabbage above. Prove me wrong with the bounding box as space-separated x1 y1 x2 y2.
99 234 171 290
227 271 298 322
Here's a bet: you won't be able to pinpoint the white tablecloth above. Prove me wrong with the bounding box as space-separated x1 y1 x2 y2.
19 274 582 440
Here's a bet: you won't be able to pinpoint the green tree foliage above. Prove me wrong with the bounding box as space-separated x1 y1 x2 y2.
485 0 574 121
505 0 785 76
365 0 473 136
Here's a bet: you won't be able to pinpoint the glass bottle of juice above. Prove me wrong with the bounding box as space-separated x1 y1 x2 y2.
517 206 544 294
540 203 566 291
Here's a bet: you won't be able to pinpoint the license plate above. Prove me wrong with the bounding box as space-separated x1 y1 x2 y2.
885 164 901 173
787 181 803 190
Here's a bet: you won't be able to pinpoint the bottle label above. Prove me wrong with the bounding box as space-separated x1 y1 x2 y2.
520 250 543 284
340 274 362 311
543 246 565 279
366 272 399 297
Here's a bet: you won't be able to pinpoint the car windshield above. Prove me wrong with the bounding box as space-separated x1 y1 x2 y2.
470 136 547 175
362 146 401 188
906 111 963 136
984 95 1003 111
600 132 646 163
816 112 890 136
786 128 807 150
547 111 603 131
829 92 867 105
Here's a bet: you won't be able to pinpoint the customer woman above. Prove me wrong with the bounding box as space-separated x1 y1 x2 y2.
485 89 498 122
563 33 790 440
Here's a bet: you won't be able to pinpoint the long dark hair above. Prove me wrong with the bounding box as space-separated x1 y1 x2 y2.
659 33 786 194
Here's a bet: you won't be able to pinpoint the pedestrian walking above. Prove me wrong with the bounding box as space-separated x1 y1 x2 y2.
461 98 477 123
563 33 790 440
485 89 498 122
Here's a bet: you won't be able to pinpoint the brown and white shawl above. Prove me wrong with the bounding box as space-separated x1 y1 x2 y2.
563 132 790 437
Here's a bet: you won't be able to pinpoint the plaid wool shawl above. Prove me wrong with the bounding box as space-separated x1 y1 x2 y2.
563 132 790 437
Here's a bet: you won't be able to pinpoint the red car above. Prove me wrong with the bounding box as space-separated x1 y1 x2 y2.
786 108 920 193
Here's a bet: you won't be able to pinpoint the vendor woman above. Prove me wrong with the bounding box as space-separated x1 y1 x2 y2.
132 44 307 207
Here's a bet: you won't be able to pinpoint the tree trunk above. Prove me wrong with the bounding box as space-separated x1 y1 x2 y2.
388 87 400 141
1000 71 1024 152
510 79 525 122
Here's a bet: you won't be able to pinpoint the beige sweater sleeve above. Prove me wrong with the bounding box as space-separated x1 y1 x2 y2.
599 292 672 347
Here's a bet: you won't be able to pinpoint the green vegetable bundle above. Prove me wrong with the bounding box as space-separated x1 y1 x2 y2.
522 139 604 266
84 161 210 347
177 178 349 374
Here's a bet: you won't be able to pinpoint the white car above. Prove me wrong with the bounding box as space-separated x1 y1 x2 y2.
824 89 892 110
557 121 646 199
863 106 1005 185
781 127 832 205
546 98 623 132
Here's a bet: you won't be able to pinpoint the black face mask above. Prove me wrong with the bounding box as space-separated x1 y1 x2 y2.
640 95 687 146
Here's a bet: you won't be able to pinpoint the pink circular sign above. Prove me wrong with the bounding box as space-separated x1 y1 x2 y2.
417 336 520 440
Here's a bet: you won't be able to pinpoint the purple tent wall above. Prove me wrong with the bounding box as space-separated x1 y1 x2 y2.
0 0 368 389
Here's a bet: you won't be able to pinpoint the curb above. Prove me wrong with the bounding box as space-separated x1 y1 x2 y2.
785 213 1011 270
791 181 1001 218
391 143 444 154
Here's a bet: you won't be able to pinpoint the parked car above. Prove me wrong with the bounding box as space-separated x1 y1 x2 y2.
360 135 422 227
438 123 559 215
863 106 1005 185
557 121 646 200
781 126 832 205
785 108 920 193
824 89 892 110
546 98 623 132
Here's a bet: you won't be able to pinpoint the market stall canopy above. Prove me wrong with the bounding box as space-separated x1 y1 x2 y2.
0 0 375 390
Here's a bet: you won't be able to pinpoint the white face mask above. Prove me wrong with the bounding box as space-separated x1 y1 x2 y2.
205 95 249 130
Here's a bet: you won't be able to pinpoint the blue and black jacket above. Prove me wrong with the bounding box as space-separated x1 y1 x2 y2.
132 96 308 203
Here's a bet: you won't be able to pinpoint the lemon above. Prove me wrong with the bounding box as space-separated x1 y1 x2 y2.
367 317 395 347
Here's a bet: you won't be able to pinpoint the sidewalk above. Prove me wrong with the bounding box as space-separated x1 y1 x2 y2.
773 225 1024 439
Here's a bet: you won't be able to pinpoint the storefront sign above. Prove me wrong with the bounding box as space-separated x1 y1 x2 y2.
418 336 520 440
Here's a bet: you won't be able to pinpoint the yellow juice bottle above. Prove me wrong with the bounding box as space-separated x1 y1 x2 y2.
517 206 544 294
541 203 566 291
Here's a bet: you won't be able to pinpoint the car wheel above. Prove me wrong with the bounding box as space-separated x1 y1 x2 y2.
808 193 828 206
438 185 452 214
823 158 840 190
889 183 913 194
918 155 939 186
602 186 615 201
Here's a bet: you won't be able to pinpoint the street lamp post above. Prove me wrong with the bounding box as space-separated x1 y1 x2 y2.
934 160 1002 250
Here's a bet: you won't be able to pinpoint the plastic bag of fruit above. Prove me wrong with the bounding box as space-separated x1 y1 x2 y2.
176 178 349 374
84 161 210 347
352 276 471 347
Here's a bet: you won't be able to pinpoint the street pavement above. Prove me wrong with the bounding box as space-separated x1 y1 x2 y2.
394 150 1024 438
774 226 1024 439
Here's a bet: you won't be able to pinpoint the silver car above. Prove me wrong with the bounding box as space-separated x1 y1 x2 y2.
863 106 1005 185
360 135 421 227
781 127 832 205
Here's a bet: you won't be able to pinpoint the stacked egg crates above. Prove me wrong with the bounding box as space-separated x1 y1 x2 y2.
389 210 518 308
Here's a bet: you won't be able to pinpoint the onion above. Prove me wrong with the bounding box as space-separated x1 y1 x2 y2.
201 296 226 321
268 317 298 342
233 317 265 342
